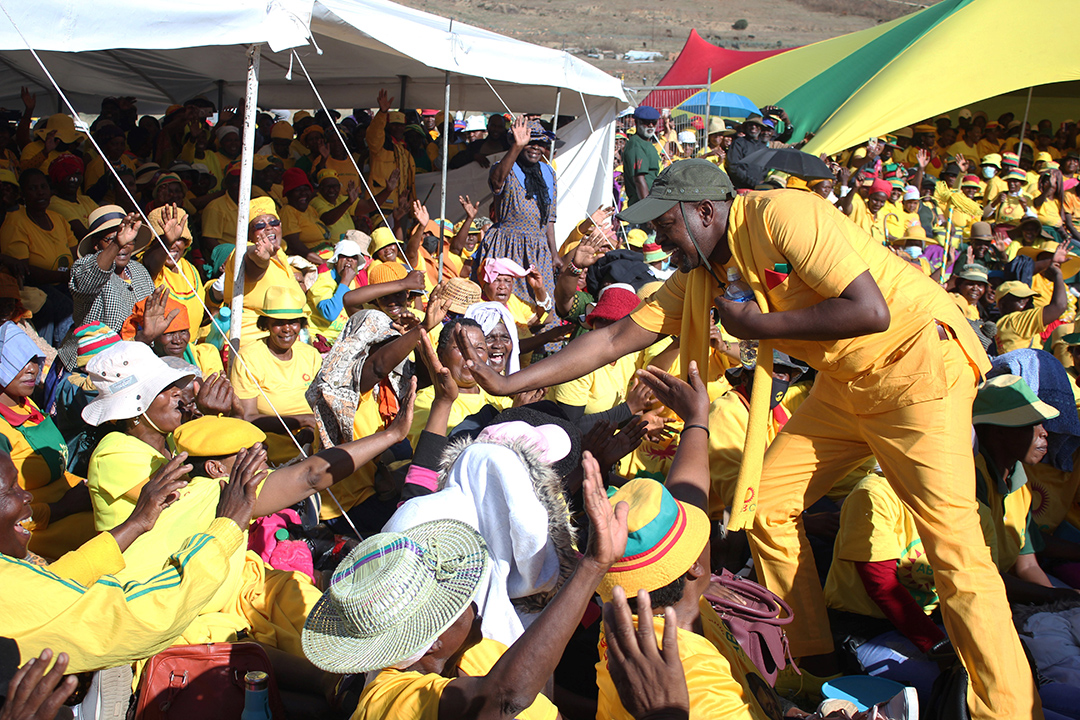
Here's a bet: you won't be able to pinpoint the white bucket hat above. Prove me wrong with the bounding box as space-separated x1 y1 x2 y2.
302 519 489 674
331 235 369 263
81 341 195 426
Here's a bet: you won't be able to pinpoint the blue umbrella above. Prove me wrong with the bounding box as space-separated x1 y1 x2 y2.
676 90 759 119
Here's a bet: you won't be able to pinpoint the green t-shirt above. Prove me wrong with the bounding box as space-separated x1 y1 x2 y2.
622 133 660 206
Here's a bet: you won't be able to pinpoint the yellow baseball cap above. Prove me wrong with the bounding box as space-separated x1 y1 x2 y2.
995 280 1038 300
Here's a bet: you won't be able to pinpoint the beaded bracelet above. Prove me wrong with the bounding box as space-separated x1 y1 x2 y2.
565 262 585 277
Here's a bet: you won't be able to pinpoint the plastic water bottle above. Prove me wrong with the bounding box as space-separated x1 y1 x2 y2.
240 671 271 720
723 268 759 369
205 306 231 351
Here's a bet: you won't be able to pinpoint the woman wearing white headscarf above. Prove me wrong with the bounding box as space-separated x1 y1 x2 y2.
465 301 520 375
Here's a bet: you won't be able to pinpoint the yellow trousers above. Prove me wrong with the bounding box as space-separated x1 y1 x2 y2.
747 337 1041 720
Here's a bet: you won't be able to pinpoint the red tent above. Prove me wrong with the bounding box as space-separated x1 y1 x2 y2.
642 30 793 109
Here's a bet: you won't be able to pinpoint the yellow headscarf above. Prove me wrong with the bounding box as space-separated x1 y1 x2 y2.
249 196 279 220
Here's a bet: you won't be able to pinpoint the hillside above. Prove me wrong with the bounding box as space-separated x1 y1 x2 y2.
394 0 936 87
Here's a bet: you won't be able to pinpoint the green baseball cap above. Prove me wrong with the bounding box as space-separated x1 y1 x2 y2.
972 374 1059 427
617 159 737 225
954 263 990 284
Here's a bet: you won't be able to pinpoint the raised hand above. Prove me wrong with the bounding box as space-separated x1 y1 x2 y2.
195 372 239 417
42 130 59 153
572 230 609 270
603 587 689 720
385 376 418 442
387 168 401 191
160 203 188 246
347 181 360 205
509 115 530 149
138 286 181 343
635 361 710 426
377 89 393 114
215 445 269 529
412 199 430 229
121 452 192 536
581 450 629 570
625 379 658 415
401 270 426 292
418 330 457 404
916 148 930 169
19 86 36 114
583 416 648 470
116 212 143 249
422 283 452 331
458 194 480 218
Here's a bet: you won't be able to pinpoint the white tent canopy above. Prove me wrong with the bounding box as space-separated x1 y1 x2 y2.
0 0 625 114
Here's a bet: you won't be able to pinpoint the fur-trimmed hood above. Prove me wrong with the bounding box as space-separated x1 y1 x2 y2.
438 434 579 614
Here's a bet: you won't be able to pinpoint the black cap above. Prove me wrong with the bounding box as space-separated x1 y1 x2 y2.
942 163 961 176
616 159 737 225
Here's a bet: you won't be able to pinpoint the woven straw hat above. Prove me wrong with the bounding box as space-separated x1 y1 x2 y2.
302 519 489 674
441 278 482 314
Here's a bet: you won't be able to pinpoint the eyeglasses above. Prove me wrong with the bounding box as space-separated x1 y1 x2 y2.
252 219 281 231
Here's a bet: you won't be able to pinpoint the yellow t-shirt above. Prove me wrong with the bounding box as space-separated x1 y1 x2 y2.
221 248 308 348
353 638 557 720
48 194 98 231
1036 198 1064 228
597 611 766 720
407 386 492 447
976 454 1035 575
982 174 1008 206
19 141 64 172
310 195 357 245
825 474 996 618
202 193 239 245
996 306 1046 353
994 196 1028 227
231 339 322 417
0 208 76 272
553 352 637 414
322 156 362 192
156 258 205 335
87 432 169 533
632 189 988 414
281 203 329 250
705 389 785 521
192 343 225 378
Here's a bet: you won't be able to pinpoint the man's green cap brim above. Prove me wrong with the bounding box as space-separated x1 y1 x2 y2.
617 197 679 225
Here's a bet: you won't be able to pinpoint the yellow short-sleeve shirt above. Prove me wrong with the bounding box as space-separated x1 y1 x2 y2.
407 386 491 447
231 339 322 417
310 195 357 245
221 248 308 348
632 190 987 414
353 638 557 720
996 307 1046 354
48 194 98 230
201 193 238 245
0 208 76 272
597 612 767 720
825 474 996 619
553 352 637 414
281 204 329 250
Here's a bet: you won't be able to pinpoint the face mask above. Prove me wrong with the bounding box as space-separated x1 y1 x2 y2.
660 258 671 272
769 377 791 410
640 127 656 140
983 167 997 178
904 245 923 259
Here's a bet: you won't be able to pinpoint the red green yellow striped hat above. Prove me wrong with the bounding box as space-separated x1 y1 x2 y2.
73 323 120 368
597 478 710 602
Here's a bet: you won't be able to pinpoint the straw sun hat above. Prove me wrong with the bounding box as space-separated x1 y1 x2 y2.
302 519 489 674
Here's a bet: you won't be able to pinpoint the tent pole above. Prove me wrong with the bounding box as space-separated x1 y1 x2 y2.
703 68 711 152
438 70 450 280
1017 86 1033 158
228 43 261 351
550 88 562 163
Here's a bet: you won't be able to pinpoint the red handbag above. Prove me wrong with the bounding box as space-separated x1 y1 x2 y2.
703 570 795 685
134 643 287 720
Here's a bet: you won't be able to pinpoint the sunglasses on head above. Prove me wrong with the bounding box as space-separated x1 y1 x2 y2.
253 219 281 231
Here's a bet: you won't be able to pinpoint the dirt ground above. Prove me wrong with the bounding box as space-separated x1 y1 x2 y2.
395 0 932 87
